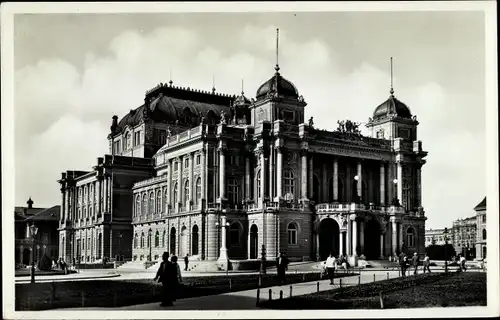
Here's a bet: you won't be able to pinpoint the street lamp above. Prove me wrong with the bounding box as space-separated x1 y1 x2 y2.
444 227 449 274
392 179 400 206
29 223 39 284
215 212 230 272
148 230 152 262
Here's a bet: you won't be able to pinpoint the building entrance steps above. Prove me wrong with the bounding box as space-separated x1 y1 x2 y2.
59 269 405 311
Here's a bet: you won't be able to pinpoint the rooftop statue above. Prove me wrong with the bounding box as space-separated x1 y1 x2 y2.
336 119 361 135
308 116 314 127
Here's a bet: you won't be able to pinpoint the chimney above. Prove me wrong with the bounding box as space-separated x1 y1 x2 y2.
27 197 34 209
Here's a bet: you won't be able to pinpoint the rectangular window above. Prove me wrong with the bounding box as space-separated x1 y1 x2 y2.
134 131 141 146
482 215 486 223
174 162 178 171
288 229 297 245
196 155 201 165
184 158 189 168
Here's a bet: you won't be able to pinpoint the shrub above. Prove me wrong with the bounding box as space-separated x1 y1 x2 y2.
38 254 52 271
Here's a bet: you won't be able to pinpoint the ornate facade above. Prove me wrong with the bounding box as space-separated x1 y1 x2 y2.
58 58 428 270
474 197 487 260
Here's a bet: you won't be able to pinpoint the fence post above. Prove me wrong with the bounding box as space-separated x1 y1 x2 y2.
339 278 342 288
280 290 283 300
289 285 293 297
256 289 260 306
302 273 305 282
379 291 384 309
229 278 232 291
268 289 272 300
51 281 56 301
373 274 376 282
317 282 320 292
258 275 262 287
358 275 361 285
387 272 389 280
81 292 85 307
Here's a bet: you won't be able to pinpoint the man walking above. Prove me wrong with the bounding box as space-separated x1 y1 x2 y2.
398 252 407 276
276 252 289 285
184 254 189 271
325 253 336 285
154 251 177 307
423 254 431 273
411 252 420 275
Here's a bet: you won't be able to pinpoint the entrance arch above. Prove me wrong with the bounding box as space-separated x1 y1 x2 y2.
180 226 188 257
318 218 340 260
170 227 176 255
249 224 258 259
364 218 381 259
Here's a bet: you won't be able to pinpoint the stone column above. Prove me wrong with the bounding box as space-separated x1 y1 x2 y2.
188 153 194 210
276 147 283 200
339 231 345 256
346 220 351 255
322 163 327 202
96 178 101 216
380 162 386 206
397 161 403 203
301 150 308 200
167 159 172 212
359 220 364 255
247 222 251 259
357 160 363 201
269 147 274 200
260 150 266 203
219 148 226 201
333 158 339 202
102 179 108 214
380 233 385 258
60 188 66 223
200 149 206 208
391 219 398 255
245 154 251 201
308 156 313 199
351 215 358 256
218 215 228 261
265 213 277 259
399 222 404 253
416 163 422 207
315 232 320 259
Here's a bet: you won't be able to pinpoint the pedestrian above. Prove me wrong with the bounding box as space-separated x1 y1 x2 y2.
276 252 289 285
423 254 431 273
411 252 420 275
325 253 336 285
170 255 182 301
184 254 189 271
398 252 407 276
154 252 176 307
460 255 467 272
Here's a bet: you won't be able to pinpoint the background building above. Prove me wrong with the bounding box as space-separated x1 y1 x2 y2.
424 228 448 246
452 215 477 260
474 197 487 260
15 198 60 266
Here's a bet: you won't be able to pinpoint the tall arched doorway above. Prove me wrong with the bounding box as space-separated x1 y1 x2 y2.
364 218 381 259
249 224 258 259
318 218 340 260
170 227 176 255
191 225 199 256
180 226 188 257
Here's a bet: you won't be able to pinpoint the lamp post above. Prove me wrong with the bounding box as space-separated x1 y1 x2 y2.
392 179 399 206
30 223 39 284
444 227 448 274
148 230 152 262
118 232 123 262
215 211 230 271
260 244 267 275
353 175 360 203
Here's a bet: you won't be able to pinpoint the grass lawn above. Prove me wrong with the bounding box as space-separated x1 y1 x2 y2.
260 272 486 309
16 271 356 310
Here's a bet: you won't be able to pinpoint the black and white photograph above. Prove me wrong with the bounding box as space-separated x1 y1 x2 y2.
1 1 498 319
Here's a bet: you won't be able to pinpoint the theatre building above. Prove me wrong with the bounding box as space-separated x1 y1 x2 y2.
58 62 428 270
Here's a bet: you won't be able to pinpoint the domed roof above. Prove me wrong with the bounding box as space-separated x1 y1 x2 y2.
256 71 299 101
373 93 412 121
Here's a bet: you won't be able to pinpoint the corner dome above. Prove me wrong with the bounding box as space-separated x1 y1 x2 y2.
255 71 299 101
373 94 412 121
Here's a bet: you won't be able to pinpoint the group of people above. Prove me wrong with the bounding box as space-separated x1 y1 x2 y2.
322 253 350 285
153 252 183 307
52 257 69 273
398 252 432 276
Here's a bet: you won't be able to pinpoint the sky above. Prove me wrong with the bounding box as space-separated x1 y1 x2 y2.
13 11 486 229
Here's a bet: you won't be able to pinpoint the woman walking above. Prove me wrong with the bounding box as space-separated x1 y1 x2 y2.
154 252 177 307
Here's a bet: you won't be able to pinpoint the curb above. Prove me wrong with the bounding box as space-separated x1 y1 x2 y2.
15 273 121 284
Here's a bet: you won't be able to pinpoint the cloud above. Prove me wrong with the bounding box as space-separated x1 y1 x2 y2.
14 24 485 230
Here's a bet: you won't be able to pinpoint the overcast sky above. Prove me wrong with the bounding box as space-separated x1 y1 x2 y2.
14 11 486 229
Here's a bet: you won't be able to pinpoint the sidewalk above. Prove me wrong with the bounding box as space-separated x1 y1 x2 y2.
58 269 403 310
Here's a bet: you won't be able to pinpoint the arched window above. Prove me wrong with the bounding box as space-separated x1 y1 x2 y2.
229 223 241 246
135 196 141 217
288 223 298 245
406 227 415 247
173 183 178 204
155 231 160 247
184 180 190 204
156 190 162 214
147 230 152 248
403 180 411 212
83 207 87 219
284 169 295 200
134 233 138 248
89 184 94 200
192 225 199 255
228 179 239 205
125 132 132 150
89 205 93 218
149 192 154 214
195 178 202 205
162 230 166 248
142 194 147 215
140 232 145 248
482 229 486 240
163 187 168 212
256 169 261 199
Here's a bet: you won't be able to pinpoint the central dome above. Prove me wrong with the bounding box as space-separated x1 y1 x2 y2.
255 72 299 101
372 94 412 121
